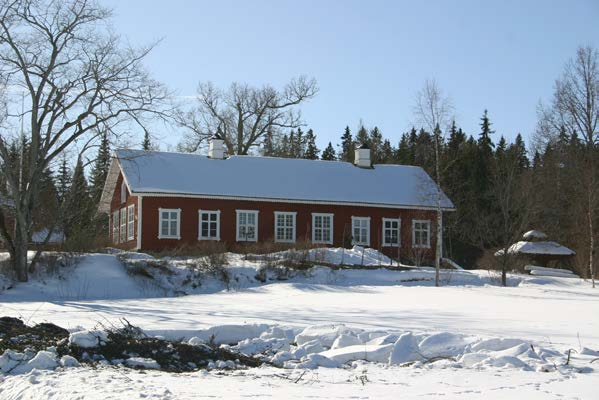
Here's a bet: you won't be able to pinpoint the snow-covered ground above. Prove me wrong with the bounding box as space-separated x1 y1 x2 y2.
0 250 597 399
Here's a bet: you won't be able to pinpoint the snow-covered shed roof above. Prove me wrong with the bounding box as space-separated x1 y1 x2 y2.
522 230 548 241
99 149 455 213
494 241 575 257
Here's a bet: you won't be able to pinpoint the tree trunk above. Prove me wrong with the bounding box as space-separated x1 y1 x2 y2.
589 182 595 289
13 227 29 282
434 134 442 287
501 254 508 287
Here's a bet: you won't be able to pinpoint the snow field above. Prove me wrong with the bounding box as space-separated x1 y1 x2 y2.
0 248 597 398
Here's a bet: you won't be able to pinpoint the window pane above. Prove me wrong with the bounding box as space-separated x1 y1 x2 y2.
170 221 177 235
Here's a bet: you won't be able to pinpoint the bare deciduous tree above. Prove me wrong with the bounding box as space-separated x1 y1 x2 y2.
413 79 454 286
177 76 318 155
492 155 533 286
0 0 169 281
536 46 598 288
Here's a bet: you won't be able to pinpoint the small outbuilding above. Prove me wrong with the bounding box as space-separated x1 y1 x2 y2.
494 230 575 268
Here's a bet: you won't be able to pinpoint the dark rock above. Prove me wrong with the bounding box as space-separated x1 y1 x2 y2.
32 322 69 337
0 316 26 334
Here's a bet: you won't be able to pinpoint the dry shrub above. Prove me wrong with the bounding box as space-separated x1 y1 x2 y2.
31 252 80 278
149 241 228 259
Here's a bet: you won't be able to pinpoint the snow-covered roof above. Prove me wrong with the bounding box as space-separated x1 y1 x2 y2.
99 149 455 213
494 241 575 257
522 230 548 240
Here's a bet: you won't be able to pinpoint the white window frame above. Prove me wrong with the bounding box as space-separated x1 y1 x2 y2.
236 210 259 242
382 217 401 247
119 207 127 243
412 219 431 248
158 208 181 240
112 210 119 244
127 204 135 241
351 216 370 246
274 211 297 243
312 213 334 244
198 209 221 241
121 180 127 204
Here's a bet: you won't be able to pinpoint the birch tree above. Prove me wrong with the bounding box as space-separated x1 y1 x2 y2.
413 79 453 286
177 77 318 155
0 0 169 281
537 46 598 288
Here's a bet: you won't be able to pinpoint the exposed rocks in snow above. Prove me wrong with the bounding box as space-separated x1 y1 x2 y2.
1 317 596 378
0 317 263 374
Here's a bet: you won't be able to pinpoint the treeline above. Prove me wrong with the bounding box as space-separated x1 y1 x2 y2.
259 110 597 273
0 133 111 250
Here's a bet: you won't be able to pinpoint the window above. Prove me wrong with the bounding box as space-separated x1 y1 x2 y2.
274 212 296 243
351 216 370 246
198 210 220 240
159 208 181 239
120 208 127 243
127 204 135 241
112 210 119 244
236 210 258 241
312 213 333 244
412 220 431 248
121 180 127 203
382 218 401 247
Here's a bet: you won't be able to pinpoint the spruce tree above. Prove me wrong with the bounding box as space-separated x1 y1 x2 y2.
304 129 319 159
478 109 495 154
56 156 71 204
369 126 383 163
321 142 337 161
379 139 394 163
512 133 529 170
90 132 111 203
340 126 353 162
496 136 507 160
142 130 152 151
63 158 93 240
262 128 275 156
355 125 369 147
396 133 412 164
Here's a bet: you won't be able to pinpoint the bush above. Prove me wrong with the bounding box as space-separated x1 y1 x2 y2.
148 241 228 259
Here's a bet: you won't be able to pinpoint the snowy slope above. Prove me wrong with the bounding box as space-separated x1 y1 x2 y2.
0 254 165 302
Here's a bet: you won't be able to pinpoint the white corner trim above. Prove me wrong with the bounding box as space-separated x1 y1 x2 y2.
136 196 143 250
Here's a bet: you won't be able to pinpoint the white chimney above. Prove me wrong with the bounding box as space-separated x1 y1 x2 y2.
208 133 225 159
354 143 371 168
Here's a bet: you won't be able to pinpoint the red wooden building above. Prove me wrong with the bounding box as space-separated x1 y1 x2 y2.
99 136 454 262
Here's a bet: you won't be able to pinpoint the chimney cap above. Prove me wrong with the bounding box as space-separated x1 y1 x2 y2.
357 142 370 149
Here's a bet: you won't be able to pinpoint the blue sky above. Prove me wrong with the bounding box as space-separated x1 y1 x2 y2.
103 0 599 152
